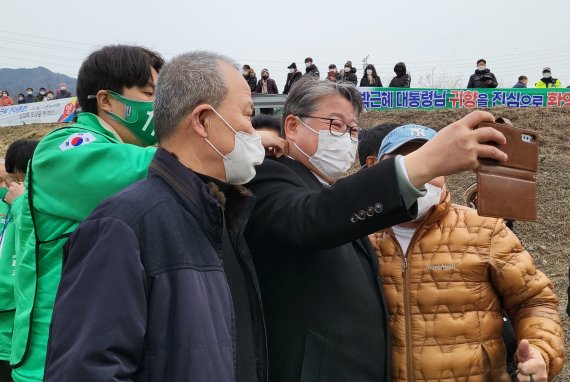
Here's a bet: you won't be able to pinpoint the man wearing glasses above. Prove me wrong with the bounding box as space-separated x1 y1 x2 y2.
244 77 509 381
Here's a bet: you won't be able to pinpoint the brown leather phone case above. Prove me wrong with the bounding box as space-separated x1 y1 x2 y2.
475 120 539 221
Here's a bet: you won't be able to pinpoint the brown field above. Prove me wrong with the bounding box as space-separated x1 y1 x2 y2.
1 107 569 380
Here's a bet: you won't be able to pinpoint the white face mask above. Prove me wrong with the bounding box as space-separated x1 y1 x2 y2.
477 65 486 71
294 117 357 180
205 107 265 185
289 68 295 73
344 67 351 72
366 69 373 75
414 183 442 221
305 62 311 67
543 72 552 78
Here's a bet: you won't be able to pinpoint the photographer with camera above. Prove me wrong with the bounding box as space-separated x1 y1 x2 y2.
467 58 498 88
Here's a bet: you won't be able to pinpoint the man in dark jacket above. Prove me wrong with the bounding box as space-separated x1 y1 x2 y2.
242 64 257 92
44 51 287 382
304 57 320 78
55 83 72 99
34 87 47 102
467 59 498 88
244 77 509 382
284 62 302 94
389 62 411 88
340 60 358 85
513 75 528 88
255 68 279 115
24 87 35 103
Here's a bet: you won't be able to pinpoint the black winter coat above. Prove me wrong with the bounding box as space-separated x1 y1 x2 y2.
244 74 258 92
44 148 267 382
389 73 411 88
245 156 415 382
360 75 383 87
304 64 320 78
283 71 302 94
341 67 358 85
467 69 498 88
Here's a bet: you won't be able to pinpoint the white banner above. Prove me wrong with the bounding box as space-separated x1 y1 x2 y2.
0 97 78 127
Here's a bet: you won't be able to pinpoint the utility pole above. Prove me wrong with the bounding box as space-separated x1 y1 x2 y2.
362 54 369 71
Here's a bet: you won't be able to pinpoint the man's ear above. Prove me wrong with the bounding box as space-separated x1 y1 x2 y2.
190 104 214 138
365 156 378 168
283 115 299 141
96 90 113 114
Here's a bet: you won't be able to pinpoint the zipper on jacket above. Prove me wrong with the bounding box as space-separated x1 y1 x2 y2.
391 219 428 382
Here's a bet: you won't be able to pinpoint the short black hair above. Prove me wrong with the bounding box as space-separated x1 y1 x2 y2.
477 58 486 65
77 45 165 115
518 75 528 81
305 57 313 63
358 124 400 166
5 139 39 174
251 114 282 136
27 87 33 91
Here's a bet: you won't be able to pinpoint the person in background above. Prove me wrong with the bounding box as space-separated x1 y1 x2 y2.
242 64 257 93
304 57 320 78
513 75 528 88
467 59 498 88
358 124 399 168
369 124 564 382
283 62 302 95
0 140 39 382
535 67 562 88
252 114 282 138
35 88 47 102
340 60 358 85
24 88 35 104
1 91 14 107
389 62 411 88
326 64 341 82
55 83 72 99
10 45 165 382
360 64 383 88
45 91 55 101
17 94 25 104
255 68 279 115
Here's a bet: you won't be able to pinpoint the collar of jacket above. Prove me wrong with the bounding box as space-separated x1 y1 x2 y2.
75 112 124 143
422 191 452 226
148 148 255 244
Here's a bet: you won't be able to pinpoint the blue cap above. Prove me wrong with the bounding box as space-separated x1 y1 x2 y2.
377 124 437 159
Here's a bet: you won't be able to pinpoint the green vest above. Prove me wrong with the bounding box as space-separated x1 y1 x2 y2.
11 113 156 381
0 189 16 360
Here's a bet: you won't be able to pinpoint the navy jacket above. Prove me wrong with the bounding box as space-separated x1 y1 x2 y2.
44 148 267 382
467 69 499 88
245 157 414 382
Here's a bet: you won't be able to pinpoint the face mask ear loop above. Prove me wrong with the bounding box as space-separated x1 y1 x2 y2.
205 106 235 160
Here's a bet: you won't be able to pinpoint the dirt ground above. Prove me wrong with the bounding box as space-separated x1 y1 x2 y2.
0 108 569 380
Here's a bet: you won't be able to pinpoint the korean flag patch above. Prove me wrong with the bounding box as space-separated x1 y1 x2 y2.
59 132 97 151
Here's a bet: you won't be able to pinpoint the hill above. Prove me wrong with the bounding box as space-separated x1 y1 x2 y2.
0 107 569 380
0 66 77 99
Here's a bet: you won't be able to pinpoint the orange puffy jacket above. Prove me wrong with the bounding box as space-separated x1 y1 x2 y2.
369 193 564 382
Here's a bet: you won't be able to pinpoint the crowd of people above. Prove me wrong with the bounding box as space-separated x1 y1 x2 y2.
0 84 72 107
0 45 566 382
241 57 565 104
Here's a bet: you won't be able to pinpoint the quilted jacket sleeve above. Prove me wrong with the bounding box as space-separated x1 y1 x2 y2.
488 220 565 380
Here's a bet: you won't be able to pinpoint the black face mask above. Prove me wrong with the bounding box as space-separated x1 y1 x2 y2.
262 75 269 80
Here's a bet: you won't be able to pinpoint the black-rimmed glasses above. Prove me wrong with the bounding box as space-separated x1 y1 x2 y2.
297 115 359 141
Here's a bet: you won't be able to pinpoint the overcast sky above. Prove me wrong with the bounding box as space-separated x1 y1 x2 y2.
2 0 569 90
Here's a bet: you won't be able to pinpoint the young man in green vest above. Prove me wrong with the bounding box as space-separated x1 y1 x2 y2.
10 45 164 382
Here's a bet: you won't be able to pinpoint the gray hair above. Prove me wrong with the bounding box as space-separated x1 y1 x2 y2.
154 50 239 141
282 77 363 129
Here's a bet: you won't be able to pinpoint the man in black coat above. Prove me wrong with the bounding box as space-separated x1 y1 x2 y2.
303 57 320 79
283 62 302 94
467 58 498 88
244 77 509 381
389 62 411 88
340 60 358 85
